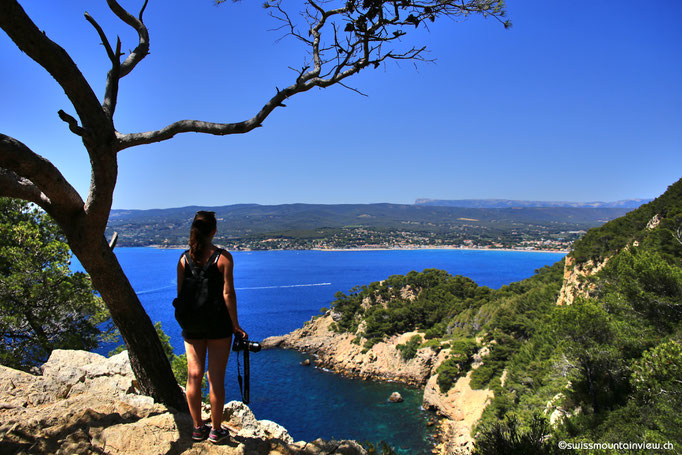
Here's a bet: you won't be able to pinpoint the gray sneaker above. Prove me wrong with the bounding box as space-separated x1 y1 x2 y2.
209 426 229 444
191 424 210 441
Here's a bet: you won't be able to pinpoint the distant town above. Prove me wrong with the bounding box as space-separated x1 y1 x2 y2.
152 226 581 252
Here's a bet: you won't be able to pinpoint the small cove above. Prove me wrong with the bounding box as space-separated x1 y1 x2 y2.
81 248 565 453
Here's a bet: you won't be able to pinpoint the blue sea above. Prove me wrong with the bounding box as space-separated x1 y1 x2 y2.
79 248 565 453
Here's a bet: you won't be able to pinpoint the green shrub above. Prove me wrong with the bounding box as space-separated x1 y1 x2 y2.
437 338 477 393
570 178 681 264
425 324 445 339
450 338 478 358
420 339 442 352
473 414 557 455
396 334 422 360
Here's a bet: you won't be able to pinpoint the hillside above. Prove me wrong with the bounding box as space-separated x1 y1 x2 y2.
265 178 682 454
105 203 629 250
474 178 681 451
570 178 682 263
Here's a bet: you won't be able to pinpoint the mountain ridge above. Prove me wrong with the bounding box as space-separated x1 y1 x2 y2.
414 198 652 209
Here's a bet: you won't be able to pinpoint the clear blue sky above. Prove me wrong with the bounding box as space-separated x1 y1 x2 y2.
1 0 680 209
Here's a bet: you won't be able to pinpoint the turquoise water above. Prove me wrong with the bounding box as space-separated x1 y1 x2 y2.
82 248 564 453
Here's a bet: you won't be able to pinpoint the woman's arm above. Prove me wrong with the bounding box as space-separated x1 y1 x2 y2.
219 250 247 339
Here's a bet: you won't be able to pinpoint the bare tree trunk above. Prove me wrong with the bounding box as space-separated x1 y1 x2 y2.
70 234 187 411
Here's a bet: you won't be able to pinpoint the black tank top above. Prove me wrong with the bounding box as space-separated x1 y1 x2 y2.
180 248 233 339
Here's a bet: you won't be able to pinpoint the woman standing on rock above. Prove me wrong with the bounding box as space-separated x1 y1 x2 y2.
175 210 247 443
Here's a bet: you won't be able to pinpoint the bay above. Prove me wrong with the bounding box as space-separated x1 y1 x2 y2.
82 248 565 453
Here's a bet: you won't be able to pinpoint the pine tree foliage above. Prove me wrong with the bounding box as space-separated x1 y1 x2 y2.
0 198 110 370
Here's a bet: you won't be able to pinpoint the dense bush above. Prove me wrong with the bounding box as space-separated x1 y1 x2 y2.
473 414 557 455
437 338 478 393
396 334 422 361
420 338 443 352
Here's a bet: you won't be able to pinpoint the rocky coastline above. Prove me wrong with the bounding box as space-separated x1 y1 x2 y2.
263 313 495 455
0 349 366 455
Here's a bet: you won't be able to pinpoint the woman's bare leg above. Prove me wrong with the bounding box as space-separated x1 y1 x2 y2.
206 336 231 429
184 338 208 427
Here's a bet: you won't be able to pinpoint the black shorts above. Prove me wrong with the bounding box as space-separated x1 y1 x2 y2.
182 306 233 340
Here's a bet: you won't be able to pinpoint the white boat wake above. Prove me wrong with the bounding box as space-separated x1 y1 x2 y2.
136 285 175 295
236 282 332 290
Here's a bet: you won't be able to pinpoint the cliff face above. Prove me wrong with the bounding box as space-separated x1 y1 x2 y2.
555 255 609 306
557 211 667 306
0 350 366 455
422 347 494 455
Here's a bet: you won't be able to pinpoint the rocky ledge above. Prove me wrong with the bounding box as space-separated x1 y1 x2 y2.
0 350 365 455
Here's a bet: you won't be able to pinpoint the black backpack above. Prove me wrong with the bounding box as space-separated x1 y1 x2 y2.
173 249 222 332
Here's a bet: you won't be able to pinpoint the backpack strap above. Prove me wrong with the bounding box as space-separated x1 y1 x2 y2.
207 248 223 269
184 249 222 279
183 250 202 281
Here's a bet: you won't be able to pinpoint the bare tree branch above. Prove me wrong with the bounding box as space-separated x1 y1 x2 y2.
84 12 122 117
58 110 86 137
336 81 368 97
673 225 682 246
106 0 150 78
2 0 116 228
119 0 506 149
84 12 118 63
0 134 84 214
0 0 111 139
114 65 364 150
85 0 149 118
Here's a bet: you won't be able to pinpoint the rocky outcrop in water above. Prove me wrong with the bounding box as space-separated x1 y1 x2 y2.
263 314 437 386
0 350 366 455
388 392 403 403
